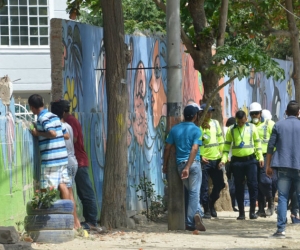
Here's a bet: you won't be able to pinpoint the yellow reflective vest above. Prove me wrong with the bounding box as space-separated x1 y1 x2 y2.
199 119 224 160
221 122 263 162
251 118 275 154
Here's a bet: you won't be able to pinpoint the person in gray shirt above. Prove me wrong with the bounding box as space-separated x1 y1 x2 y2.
266 101 300 238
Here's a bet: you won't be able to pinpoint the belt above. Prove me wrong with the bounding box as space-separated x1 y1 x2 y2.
180 160 200 165
231 154 255 162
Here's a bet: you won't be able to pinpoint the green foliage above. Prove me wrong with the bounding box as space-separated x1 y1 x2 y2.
132 177 166 221
67 0 166 34
30 187 59 209
211 42 285 81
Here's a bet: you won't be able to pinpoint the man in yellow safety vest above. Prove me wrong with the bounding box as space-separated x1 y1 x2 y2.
220 110 264 220
199 103 225 219
249 102 276 217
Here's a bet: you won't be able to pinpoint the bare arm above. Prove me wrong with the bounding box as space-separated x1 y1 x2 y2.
64 133 70 140
31 128 56 138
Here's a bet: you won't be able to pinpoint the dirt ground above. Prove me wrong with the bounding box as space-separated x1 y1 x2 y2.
32 209 300 250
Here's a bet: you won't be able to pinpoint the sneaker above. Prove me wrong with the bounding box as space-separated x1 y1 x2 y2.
270 231 286 239
194 214 206 231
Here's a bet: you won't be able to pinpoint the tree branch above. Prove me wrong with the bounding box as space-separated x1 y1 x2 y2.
198 76 237 126
152 0 166 13
216 0 229 47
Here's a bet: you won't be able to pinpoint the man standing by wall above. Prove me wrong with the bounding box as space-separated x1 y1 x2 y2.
220 110 263 220
62 100 102 232
249 102 276 217
28 94 70 198
199 104 225 219
266 101 300 238
163 105 205 231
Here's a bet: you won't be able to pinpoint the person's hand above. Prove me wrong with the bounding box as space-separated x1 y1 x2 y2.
162 164 168 174
181 168 189 179
201 157 209 164
259 160 264 168
266 164 273 178
30 128 38 137
218 161 225 170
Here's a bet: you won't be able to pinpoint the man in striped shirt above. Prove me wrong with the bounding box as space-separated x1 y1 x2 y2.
28 94 70 199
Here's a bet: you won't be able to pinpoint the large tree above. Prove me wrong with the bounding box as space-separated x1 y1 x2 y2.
67 0 130 228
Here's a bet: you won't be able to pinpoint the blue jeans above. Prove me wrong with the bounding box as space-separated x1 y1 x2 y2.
75 167 98 226
277 168 300 232
200 159 225 205
178 161 202 228
232 158 258 212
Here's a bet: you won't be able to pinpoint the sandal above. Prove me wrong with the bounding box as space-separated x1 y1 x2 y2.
81 222 107 234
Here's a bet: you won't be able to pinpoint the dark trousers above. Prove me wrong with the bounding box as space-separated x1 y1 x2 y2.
75 166 98 226
200 159 225 205
232 158 258 212
257 155 278 202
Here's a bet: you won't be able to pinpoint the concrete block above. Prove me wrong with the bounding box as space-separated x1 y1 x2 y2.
0 227 19 244
0 244 4 250
3 242 33 250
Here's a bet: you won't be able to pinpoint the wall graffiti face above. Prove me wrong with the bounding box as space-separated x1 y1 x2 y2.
223 60 295 123
59 21 203 211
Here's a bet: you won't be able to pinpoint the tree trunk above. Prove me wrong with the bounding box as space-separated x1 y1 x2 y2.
285 0 300 102
100 0 129 228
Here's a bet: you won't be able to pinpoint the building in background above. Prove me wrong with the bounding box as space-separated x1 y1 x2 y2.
0 0 68 106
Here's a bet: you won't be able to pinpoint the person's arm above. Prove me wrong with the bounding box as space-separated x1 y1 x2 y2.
253 127 264 167
61 123 70 140
181 144 199 179
220 127 233 165
266 125 277 177
31 128 56 138
217 121 224 153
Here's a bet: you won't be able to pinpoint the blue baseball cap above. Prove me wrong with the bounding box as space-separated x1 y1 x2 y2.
200 103 215 112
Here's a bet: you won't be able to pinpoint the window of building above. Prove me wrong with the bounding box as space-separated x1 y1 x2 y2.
0 0 49 46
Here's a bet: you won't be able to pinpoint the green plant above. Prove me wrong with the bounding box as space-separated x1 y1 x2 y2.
15 221 24 232
133 176 166 221
30 186 58 209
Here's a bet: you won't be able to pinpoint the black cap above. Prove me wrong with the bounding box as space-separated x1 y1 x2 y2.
184 105 197 119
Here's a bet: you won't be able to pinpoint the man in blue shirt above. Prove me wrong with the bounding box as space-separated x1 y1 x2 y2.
266 101 300 238
163 105 205 231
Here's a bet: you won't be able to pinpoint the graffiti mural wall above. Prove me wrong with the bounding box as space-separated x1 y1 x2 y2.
0 98 39 226
223 60 294 123
60 21 203 211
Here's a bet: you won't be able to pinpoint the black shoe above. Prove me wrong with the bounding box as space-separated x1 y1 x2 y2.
209 201 217 218
210 207 217 218
185 225 196 231
233 207 239 212
256 210 267 218
269 231 286 239
237 213 245 220
265 197 275 216
249 213 258 219
194 214 206 231
203 212 211 219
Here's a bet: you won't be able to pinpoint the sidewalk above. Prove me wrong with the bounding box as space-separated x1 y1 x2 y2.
33 209 300 250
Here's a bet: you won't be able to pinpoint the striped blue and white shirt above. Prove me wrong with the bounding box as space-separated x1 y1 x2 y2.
37 109 68 168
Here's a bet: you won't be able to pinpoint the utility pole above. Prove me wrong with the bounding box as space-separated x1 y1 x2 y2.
166 0 184 230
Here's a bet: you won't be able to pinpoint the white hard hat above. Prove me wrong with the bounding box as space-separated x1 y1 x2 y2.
261 109 272 120
249 102 262 112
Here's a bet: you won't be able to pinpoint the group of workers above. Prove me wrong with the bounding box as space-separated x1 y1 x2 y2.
163 100 300 238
